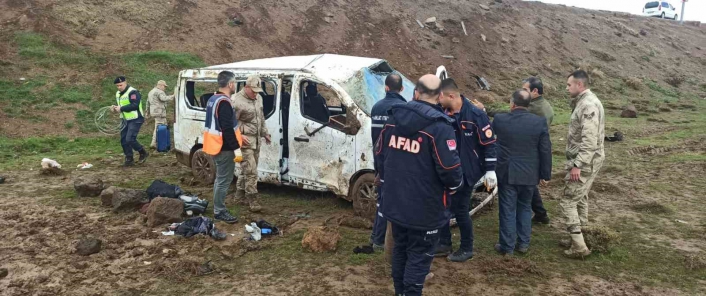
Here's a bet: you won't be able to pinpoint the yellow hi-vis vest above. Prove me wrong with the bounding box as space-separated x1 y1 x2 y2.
116 86 144 120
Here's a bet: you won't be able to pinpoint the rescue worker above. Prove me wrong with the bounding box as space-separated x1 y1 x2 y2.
375 74 463 296
522 76 554 225
561 70 605 257
435 78 498 262
492 89 552 255
146 80 174 149
203 71 241 224
232 75 271 212
111 76 148 167
367 73 407 252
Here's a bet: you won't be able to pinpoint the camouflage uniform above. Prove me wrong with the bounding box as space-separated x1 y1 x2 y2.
147 87 174 148
561 89 605 232
231 89 269 202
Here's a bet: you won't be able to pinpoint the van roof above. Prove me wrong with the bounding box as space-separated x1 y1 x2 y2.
204 54 386 84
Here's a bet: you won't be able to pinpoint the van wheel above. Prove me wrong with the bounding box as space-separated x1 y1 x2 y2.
351 173 378 220
192 149 216 184
661 12 665 19
674 14 678 20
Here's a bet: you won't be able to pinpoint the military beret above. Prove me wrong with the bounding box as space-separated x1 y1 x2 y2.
114 76 126 84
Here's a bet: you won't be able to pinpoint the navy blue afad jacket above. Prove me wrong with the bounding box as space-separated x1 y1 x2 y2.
371 92 407 172
448 96 497 186
375 100 464 231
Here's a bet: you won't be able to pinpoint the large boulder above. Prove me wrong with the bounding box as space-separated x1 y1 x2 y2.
112 189 149 212
302 226 340 253
76 238 102 256
146 197 184 227
74 177 104 197
100 186 116 207
621 105 638 118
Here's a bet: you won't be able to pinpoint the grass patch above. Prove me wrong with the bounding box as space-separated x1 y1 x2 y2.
631 201 674 215
645 79 679 99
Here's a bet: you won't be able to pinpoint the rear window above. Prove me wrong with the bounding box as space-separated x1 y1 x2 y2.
645 1 659 8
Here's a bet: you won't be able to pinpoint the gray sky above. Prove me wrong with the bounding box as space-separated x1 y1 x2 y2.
525 0 706 22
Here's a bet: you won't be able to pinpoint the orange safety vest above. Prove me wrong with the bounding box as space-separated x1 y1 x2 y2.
203 94 242 155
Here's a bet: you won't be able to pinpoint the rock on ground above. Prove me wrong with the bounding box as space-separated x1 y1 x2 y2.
621 105 638 118
74 176 104 197
302 226 340 253
112 189 149 212
337 215 373 229
99 186 116 207
76 238 102 256
146 197 184 227
0 268 7 278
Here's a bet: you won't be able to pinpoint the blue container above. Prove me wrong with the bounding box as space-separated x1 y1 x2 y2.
156 124 171 152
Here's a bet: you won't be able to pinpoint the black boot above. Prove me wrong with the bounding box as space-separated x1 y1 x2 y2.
122 157 135 167
138 150 149 164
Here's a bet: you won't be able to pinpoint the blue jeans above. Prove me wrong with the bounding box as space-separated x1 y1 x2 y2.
532 186 548 219
120 119 145 159
498 184 534 253
370 185 386 245
391 223 438 296
439 187 474 252
213 150 235 215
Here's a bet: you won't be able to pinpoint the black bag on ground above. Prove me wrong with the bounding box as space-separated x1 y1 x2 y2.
146 180 185 201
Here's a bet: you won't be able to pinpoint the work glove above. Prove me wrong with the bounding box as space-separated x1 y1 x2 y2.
234 149 243 163
484 171 497 191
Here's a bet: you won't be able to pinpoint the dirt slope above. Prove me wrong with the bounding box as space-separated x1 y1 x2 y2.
1 0 705 108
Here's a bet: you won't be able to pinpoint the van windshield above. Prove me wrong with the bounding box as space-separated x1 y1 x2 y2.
645 1 659 8
340 67 414 115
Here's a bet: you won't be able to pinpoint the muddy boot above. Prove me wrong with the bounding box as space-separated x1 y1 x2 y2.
122 157 135 167
138 150 149 164
234 190 247 205
248 194 262 213
558 238 571 249
564 232 591 258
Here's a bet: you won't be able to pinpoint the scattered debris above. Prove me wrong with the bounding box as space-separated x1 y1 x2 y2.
501 37 510 44
73 176 104 197
452 37 460 43
173 217 226 240
415 19 424 28
620 105 638 118
479 4 490 11
462 21 468 36
41 158 61 169
76 238 102 256
77 162 93 169
441 55 455 59
675 219 688 224
180 195 209 216
146 180 185 201
161 231 175 236
245 222 262 241
582 226 621 253
19 77 26 81
481 34 487 42
424 17 436 24
476 76 491 91
604 131 624 142
146 197 184 227
302 226 341 253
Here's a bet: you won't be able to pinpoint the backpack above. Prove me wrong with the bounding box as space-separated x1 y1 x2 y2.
146 180 185 201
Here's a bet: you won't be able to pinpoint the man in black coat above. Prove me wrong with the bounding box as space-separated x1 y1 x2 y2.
492 89 552 255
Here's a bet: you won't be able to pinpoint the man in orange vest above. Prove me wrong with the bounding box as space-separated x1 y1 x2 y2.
203 71 241 223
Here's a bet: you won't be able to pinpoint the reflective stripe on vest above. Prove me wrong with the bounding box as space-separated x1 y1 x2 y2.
115 86 143 120
203 94 242 155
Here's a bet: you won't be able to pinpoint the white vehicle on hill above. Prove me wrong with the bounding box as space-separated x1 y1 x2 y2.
171 54 494 219
643 1 679 20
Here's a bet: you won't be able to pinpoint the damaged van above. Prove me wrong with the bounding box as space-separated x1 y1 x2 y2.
173 54 423 219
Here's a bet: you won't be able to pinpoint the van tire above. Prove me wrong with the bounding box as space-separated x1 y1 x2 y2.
661 12 665 19
192 148 216 185
351 173 378 220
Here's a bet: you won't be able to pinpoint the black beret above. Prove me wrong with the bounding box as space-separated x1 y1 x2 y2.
114 76 126 84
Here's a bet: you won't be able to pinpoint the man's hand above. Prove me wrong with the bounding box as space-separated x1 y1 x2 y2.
264 134 272 145
111 105 120 113
242 135 251 146
484 171 497 191
374 175 381 187
540 179 549 186
569 167 581 182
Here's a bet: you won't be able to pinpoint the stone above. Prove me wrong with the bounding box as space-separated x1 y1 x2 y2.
146 197 184 227
451 37 460 43
0 268 7 279
74 177 104 197
76 238 102 256
479 4 490 10
640 29 648 36
581 37 589 43
501 37 510 43
112 189 149 212
100 186 116 207
481 34 487 42
339 216 373 229
620 105 638 118
302 226 340 253
659 106 672 112
424 17 437 24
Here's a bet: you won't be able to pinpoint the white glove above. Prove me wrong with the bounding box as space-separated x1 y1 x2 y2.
484 171 497 191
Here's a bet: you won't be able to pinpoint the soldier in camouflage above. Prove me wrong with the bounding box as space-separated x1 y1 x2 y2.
561 70 605 258
146 80 174 149
231 75 271 212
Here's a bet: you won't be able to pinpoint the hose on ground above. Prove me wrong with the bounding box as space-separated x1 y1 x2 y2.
94 106 125 135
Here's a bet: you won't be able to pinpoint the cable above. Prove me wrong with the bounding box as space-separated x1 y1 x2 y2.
95 106 125 135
